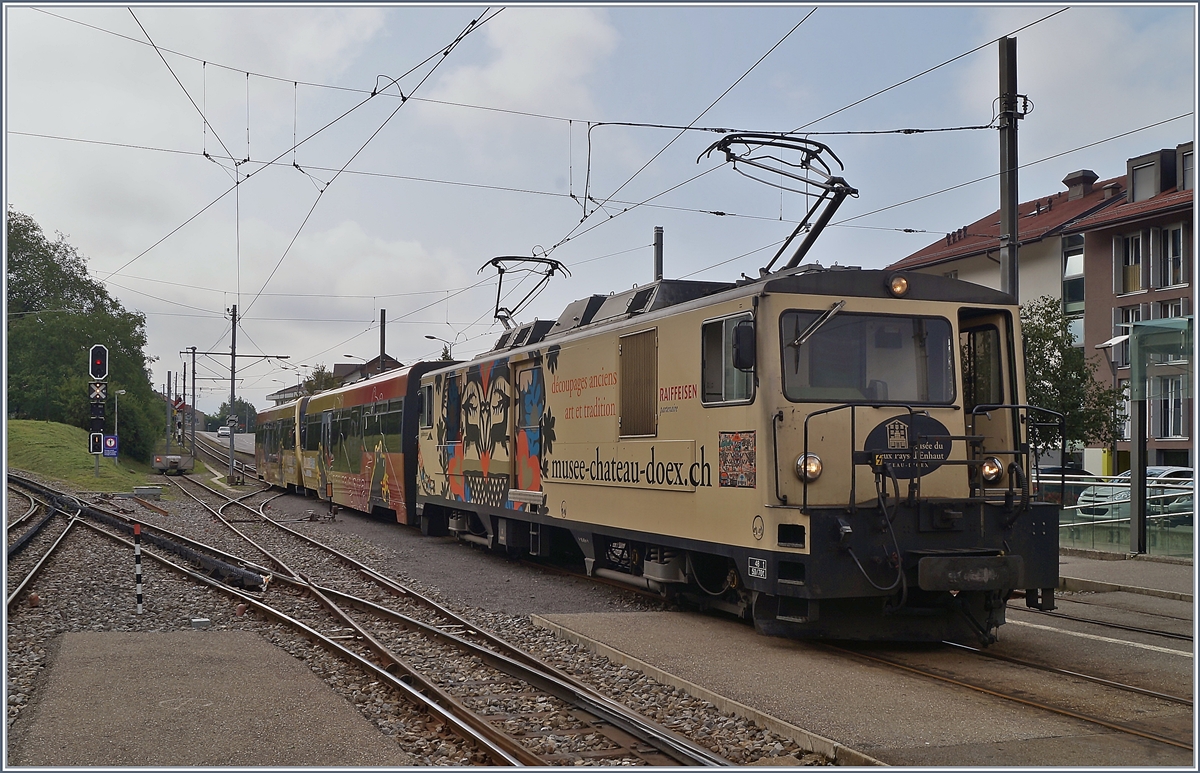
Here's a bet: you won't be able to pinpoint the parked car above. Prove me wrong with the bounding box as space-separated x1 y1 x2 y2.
217 425 231 438
1033 465 1098 506
1074 467 1193 521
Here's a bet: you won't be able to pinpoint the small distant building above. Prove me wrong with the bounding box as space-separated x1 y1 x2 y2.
265 383 304 406
335 355 403 386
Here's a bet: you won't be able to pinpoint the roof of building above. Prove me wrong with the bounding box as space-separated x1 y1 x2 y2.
1063 186 1193 232
887 175 1124 271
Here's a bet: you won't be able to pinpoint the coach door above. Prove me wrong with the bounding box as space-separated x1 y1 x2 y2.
320 410 333 499
512 362 545 500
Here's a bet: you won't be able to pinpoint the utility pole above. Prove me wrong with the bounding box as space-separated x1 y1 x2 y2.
189 347 197 459
188 332 289 485
165 372 172 454
229 304 237 484
380 308 386 375
998 36 1022 301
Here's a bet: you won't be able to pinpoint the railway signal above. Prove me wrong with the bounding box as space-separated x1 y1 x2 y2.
89 432 103 455
89 344 109 380
89 381 107 401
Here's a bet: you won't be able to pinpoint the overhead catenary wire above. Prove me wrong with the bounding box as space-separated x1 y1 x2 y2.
555 9 817 254
240 7 502 318
791 7 1069 132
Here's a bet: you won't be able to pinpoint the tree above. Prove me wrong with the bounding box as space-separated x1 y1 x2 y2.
302 364 340 395
6 208 163 461
1021 295 1125 459
211 398 259 433
439 344 453 361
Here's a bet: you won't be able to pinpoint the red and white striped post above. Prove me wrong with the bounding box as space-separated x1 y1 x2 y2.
133 523 144 615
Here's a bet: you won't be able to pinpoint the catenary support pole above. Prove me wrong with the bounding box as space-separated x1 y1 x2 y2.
998 36 1020 301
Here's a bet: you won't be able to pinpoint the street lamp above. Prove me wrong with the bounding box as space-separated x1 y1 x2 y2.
114 389 126 464
425 335 453 359
1096 334 1129 476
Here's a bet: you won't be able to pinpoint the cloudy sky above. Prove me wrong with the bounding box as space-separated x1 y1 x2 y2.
5 3 1195 415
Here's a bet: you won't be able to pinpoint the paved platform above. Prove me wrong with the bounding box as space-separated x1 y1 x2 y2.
6 631 415 767
534 551 1194 766
1060 551 1194 601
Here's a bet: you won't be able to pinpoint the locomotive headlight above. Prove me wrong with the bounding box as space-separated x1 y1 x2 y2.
980 456 1004 483
887 274 910 297
795 454 823 482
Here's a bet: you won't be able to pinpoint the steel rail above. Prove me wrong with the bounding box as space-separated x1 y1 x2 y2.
9 474 269 592
1027 608 1193 642
941 640 1192 706
193 435 257 476
7 501 62 559
213 487 728 765
1050 593 1195 624
6 486 40 530
822 643 1193 752
278 573 545 766
66 516 525 766
6 516 79 608
166 476 297 579
308 579 730 766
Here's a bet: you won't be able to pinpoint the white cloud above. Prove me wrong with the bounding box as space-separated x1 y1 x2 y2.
422 8 618 131
958 7 1194 188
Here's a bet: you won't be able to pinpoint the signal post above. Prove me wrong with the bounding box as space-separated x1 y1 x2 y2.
87 344 108 477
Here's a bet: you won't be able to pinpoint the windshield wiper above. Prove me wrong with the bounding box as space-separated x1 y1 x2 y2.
790 300 845 347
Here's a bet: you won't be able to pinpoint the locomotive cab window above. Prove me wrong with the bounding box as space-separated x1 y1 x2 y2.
960 324 1004 412
780 311 955 403
702 312 754 404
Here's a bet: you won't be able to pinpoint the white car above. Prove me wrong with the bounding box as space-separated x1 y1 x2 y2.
1074 466 1193 521
217 426 231 438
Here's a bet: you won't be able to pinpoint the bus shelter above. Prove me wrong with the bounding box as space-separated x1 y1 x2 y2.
1127 316 1193 554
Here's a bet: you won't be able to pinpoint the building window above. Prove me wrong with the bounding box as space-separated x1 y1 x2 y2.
1131 162 1156 202
1159 297 1188 363
1067 316 1084 347
1118 379 1131 440
1156 375 1186 439
1183 151 1194 191
943 270 958 280
1160 226 1186 287
1062 234 1085 314
702 313 754 404
1114 305 1141 367
1115 233 1144 294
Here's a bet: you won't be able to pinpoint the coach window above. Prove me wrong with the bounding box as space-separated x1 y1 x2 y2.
445 376 461 443
383 399 404 452
305 413 321 452
702 312 754 405
419 385 434 429
363 404 381 449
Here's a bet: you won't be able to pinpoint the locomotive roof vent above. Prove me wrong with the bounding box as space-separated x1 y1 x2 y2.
491 319 554 351
627 285 656 314
550 294 607 334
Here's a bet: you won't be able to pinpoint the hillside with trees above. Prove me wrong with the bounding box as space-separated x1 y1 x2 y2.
6 208 163 461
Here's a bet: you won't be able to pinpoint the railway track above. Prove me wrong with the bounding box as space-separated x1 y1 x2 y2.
822 636 1193 754
169 473 730 765
10 473 735 766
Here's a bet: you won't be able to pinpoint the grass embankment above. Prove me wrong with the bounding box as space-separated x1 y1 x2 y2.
6 419 207 493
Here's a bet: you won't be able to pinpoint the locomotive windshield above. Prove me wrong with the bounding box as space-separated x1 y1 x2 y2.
780 310 955 404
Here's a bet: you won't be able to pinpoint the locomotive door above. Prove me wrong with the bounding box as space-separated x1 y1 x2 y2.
319 409 333 499
513 362 545 496
959 310 1019 470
